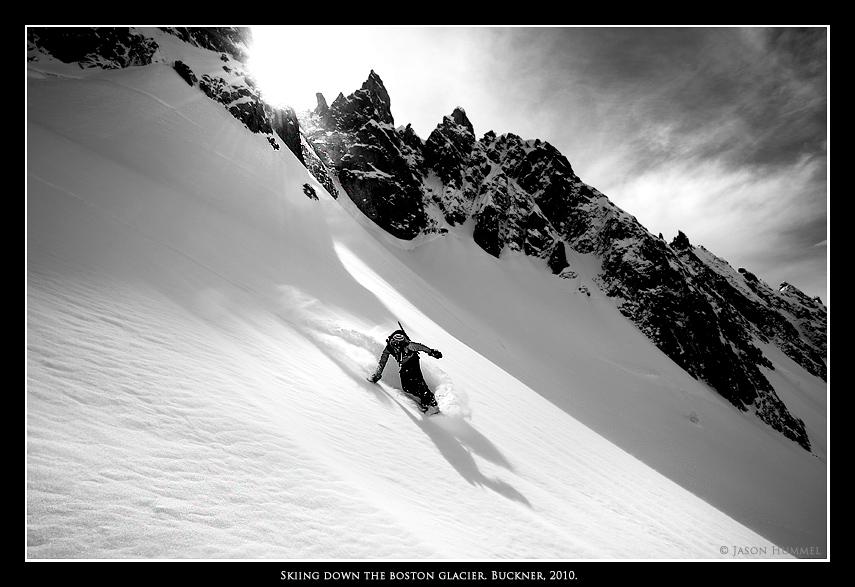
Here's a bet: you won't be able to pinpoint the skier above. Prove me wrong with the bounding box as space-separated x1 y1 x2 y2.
368 326 443 414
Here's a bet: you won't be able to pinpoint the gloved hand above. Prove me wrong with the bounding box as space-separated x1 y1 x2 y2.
429 350 443 359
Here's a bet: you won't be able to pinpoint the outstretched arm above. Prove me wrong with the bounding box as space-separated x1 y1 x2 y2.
411 342 442 358
369 346 391 382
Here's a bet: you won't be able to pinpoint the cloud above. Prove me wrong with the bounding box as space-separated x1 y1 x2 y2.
466 28 822 172
604 151 827 297
477 26 829 299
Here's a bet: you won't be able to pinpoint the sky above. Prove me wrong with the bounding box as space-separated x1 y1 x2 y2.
247 25 828 303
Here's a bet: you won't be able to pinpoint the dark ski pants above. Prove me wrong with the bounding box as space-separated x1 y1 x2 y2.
399 356 437 409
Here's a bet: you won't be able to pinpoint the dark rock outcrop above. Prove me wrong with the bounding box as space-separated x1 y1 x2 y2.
424 107 477 190
27 27 158 69
301 71 428 239
173 60 197 86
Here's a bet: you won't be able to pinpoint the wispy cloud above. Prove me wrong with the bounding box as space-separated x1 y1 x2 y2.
474 27 828 299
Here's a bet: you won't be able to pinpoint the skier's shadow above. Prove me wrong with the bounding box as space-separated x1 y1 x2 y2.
395 399 531 508
286 313 528 506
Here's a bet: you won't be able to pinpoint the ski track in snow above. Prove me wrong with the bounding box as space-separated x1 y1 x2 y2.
274 284 470 420
26 48 825 560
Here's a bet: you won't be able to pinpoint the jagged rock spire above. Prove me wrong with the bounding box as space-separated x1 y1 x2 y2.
315 92 329 115
450 106 474 134
361 70 393 125
325 70 394 131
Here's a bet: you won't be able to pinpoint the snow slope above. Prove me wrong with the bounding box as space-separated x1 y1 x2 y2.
26 56 827 559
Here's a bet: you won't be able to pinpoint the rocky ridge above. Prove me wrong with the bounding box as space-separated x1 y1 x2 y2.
300 71 825 451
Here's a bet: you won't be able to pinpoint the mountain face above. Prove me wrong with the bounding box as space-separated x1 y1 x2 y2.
300 71 825 452
27 27 827 452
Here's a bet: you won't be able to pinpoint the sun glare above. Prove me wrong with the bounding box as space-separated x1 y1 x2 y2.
246 28 306 109
248 26 393 113
247 26 354 111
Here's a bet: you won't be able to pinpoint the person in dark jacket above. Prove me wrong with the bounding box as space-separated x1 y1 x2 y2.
368 328 443 413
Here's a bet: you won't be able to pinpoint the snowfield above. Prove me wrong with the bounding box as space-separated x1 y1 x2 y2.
26 47 826 561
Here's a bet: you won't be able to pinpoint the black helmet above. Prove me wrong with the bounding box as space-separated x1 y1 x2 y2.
389 330 408 345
